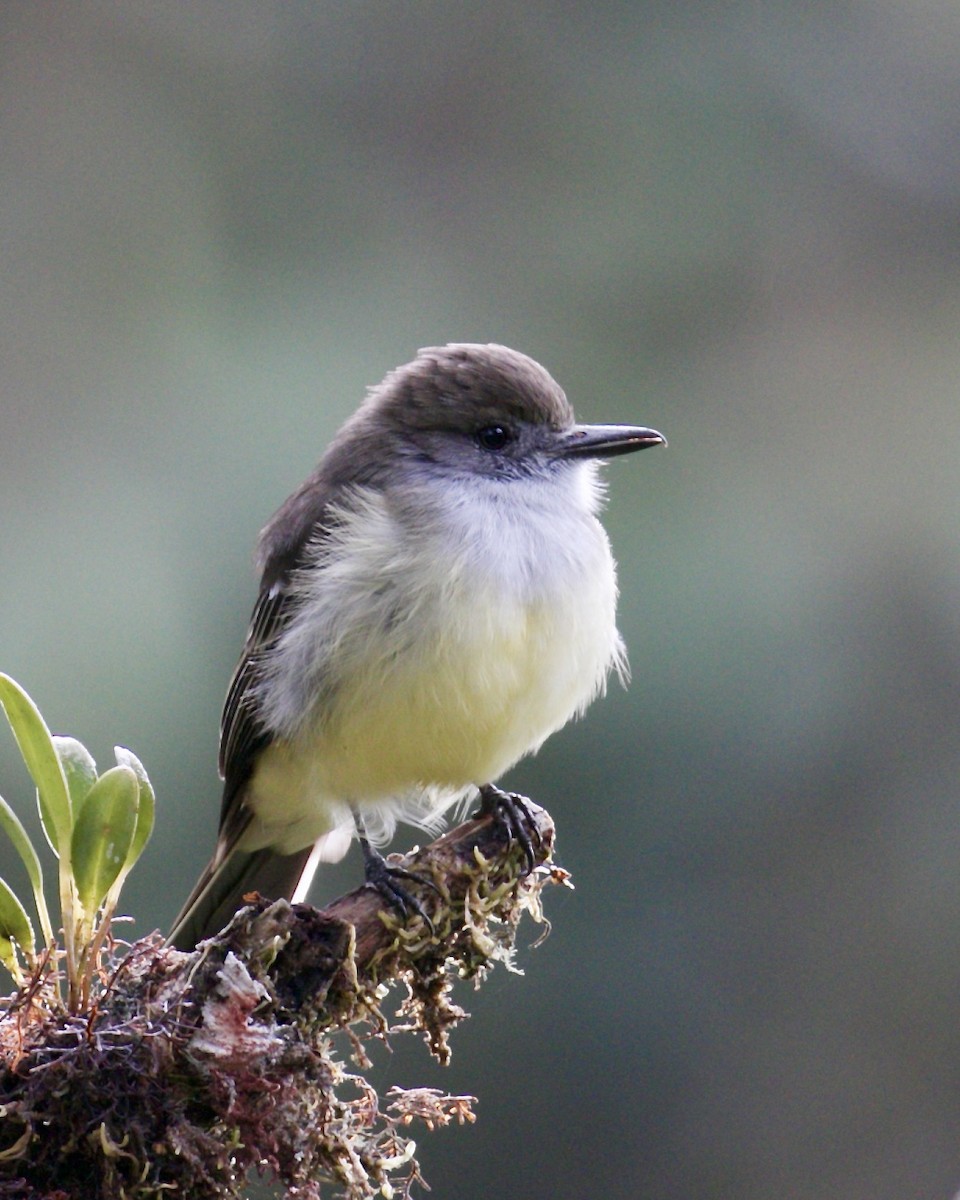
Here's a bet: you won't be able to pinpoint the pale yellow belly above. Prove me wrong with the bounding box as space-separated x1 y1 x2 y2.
244 578 616 855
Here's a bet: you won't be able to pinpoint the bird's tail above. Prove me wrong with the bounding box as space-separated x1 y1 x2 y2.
167 843 317 950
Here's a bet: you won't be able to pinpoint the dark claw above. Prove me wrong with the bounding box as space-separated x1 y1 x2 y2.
360 837 441 934
476 784 542 874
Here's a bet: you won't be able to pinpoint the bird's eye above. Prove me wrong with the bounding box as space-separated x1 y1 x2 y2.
476 424 512 451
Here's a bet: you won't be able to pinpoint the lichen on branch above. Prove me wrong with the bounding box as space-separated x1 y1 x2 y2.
0 803 567 1199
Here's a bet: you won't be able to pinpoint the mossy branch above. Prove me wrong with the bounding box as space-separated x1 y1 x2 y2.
0 803 567 1200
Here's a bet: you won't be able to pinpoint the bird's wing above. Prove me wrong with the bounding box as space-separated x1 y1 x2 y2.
216 476 341 853
217 582 292 824
172 491 338 945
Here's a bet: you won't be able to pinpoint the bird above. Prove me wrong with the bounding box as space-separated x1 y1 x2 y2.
169 343 665 948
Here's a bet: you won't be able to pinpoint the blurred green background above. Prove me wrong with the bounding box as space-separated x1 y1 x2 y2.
3 3 960 1197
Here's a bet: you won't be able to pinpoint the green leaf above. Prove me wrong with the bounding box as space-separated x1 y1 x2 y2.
113 747 155 868
54 736 98 812
0 790 52 947
0 792 43 901
0 874 35 958
70 766 139 916
0 936 19 981
0 675 72 857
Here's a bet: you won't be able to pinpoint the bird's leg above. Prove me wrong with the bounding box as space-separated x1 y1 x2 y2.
475 783 542 874
352 806 442 933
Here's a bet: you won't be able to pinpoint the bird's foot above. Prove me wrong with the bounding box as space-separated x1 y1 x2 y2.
360 836 441 934
475 783 542 874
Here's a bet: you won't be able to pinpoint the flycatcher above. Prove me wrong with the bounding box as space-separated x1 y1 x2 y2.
170 343 664 948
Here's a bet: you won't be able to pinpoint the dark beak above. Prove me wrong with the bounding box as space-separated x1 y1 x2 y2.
557 423 667 460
